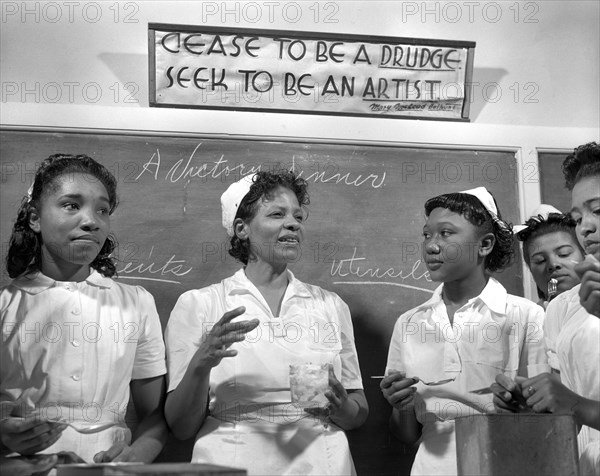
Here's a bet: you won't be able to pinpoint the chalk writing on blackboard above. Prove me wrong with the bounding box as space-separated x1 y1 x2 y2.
136 144 387 188
116 246 193 284
330 248 433 294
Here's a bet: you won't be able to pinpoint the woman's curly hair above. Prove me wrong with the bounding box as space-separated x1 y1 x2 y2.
562 142 600 191
6 154 119 278
228 170 309 265
424 192 514 272
516 212 583 266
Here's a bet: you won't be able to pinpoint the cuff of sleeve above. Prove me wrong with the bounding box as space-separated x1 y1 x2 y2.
546 350 560 372
132 361 167 380
527 363 551 378
342 378 364 391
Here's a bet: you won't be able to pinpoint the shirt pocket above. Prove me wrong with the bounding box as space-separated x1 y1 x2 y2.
475 320 520 372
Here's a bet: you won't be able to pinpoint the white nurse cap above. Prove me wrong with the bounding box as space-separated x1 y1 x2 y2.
221 174 257 237
460 186 499 219
513 204 562 234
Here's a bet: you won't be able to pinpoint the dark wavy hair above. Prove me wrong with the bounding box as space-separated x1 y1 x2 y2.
516 213 583 266
229 170 309 265
424 192 514 272
562 142 600 191
6 154 119 278
516 212 584 299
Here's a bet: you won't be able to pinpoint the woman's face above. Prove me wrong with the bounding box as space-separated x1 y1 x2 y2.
422 207 486 283
571 175 600 262
242 186 305 266
526 231 584 296
29 172 111 278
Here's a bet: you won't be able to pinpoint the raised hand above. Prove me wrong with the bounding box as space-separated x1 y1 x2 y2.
575 254 600 318
194 306 260 368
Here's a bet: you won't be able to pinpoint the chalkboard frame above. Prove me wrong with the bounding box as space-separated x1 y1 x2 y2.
537 147 572 213
1 125 525 475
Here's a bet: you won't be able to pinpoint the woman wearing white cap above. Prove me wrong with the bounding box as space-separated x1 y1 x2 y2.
381 187 549 475
164 170 368 475
514 204 585 308
494 143 600 475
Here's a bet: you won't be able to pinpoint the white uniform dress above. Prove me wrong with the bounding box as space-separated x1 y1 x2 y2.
165 269 363 476
0 271 166 462
386 278 549 476
545 284 600 475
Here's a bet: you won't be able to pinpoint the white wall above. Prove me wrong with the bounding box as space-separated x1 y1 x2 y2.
2 0 599 298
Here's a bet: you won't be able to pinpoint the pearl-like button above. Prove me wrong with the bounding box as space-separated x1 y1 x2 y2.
71 375 80 381
71 340 80 347
72 308 81 315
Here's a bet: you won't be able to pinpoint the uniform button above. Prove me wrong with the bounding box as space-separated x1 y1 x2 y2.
71 340 80 347
71 375 80 381
72 308 81 315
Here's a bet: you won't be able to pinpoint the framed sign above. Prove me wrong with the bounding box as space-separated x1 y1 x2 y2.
149 24 476 121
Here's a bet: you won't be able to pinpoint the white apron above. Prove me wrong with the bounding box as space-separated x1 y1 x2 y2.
190 290 356 476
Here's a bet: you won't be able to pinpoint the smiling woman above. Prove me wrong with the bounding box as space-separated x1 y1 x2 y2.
164 170 369 476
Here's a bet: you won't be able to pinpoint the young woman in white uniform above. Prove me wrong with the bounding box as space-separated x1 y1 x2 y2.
165 171 368 475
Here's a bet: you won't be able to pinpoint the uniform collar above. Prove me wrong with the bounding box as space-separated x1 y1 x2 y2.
227 268 312 299
410 277 507 315
11 269 113 295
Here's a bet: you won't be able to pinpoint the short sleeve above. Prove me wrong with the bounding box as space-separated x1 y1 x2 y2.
165 289 214 393
132 286 167 380
334 295 363 390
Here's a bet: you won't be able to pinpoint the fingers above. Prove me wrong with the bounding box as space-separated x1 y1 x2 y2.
112 446 137 462
575 254 600 277
494 373 517 392
1 415 48 433
380 374 417 409
217 306 247 326
380 370 407 389
578 270 600 317
94 441 128 463
0 454 58 475
327 364 342 389
17 426 64 455
0 417 66 455
387 386 417 407
217 319 260 346
324 366 348 410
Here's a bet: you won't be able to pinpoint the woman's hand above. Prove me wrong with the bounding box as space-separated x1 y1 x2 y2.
492 374 529 413
380 370 417 410
304 366 368 430
94 441 137 463
575 255 600 318
520 373 581 414
324 365 352 421
0 416 66 456
193 307 260 369
0 454 58 476
381 369 422 444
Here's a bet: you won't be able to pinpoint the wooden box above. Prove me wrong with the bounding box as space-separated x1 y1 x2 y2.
455 413 579 475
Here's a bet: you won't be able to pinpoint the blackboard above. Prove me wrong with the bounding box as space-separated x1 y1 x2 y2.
0 129 523 475
538 150 572 213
